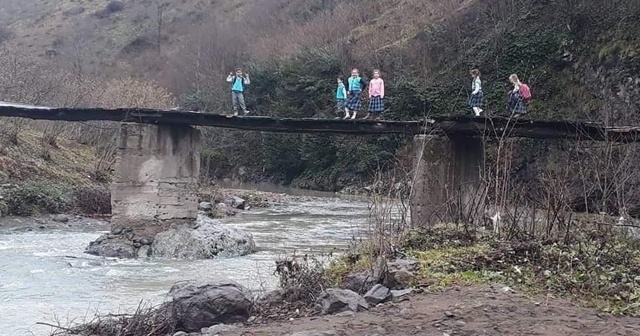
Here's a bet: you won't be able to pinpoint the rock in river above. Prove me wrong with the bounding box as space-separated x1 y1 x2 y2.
152 215 255 259
86 234 136 258
52 214 70 223
86 215 255 259
227 196 247 210
199 202 213 211
167 281 252 332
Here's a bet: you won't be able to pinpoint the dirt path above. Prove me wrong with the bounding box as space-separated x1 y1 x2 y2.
230 285 639 336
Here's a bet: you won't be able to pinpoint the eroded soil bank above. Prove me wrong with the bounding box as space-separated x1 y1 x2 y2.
227 285 638 336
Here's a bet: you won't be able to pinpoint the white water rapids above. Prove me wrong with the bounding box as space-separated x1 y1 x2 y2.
0 195 370 336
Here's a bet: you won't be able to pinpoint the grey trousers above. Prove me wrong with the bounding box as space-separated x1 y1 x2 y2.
232 91 247 112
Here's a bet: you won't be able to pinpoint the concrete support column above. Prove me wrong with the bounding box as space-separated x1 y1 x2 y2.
110 123 201 237
410 134 485 227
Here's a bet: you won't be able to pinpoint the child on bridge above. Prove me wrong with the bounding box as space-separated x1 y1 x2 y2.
507 74 530 116
345 68 367 120
365 69 384 120
336 76 348 118
469 69 483 116
226 68 250 116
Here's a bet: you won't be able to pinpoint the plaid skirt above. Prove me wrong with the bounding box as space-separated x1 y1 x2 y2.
336 99 346 112
346 91 362 111
468 91 483 108
508 92 527 114
369 96 384 113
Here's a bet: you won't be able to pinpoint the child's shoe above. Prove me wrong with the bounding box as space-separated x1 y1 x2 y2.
350 112 357 120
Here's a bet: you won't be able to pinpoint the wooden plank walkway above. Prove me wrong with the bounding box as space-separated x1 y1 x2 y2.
0 103 422 135
1 102 640 142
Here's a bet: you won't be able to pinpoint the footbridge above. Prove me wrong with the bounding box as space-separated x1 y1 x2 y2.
1 102 640 141
1 101 639 246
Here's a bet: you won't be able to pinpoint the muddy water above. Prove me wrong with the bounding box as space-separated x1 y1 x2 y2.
0 192 370 336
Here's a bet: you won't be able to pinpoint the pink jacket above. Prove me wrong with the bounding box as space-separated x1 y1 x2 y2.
369 78 385 98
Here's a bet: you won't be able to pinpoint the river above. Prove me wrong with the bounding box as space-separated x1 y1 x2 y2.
0 191 371 336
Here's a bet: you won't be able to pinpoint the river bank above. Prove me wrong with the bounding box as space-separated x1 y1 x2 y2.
7 185 640 336
41 221 640 336
222 285 639 336
0 215 109 232
0 189 371 336
51 282 640 336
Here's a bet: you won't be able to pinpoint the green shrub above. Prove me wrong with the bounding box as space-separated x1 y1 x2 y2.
195 48 419 190
406 226 640 316
106 1 125 14
201 148 232 180
275 255 328 304
72 187 111 215
4 182 71 216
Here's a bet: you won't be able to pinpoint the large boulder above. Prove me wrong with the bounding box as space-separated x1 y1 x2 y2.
167 281 253 332
342 257 419 292
319 288 369 315
152 216 255 259
387 258 419 287
343 257 390 294
85 234 136 258
387 258 419 273
363 284 391 305
256 289 285 308
342 270 378 294
212 203 238 218
228 196 247 210
199 202 213 211
52 214 70 223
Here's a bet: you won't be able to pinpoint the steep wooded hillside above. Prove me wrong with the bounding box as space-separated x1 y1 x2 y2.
1 0 639 197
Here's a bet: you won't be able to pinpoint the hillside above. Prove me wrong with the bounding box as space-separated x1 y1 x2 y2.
0 125 96 185
0 0 476 93
0 0 639 201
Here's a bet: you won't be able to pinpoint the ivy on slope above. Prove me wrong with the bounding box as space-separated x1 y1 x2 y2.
195 48 426 190
192 0 640 191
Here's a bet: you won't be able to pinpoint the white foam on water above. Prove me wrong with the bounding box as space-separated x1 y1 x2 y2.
0 282 22 290
0 196 374 335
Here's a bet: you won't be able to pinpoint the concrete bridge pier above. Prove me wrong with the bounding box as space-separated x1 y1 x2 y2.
110 123 201 238
410 134 485 227
87 123 256 259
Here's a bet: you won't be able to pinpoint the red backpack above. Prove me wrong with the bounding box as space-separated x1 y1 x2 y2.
520 84 532 100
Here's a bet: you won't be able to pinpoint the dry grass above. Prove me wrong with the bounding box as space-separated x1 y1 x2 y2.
1 0 477 82
0 126 96 186
44 301 175 336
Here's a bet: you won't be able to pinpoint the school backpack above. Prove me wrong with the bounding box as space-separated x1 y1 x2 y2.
520 84 532 100
230 76 247 90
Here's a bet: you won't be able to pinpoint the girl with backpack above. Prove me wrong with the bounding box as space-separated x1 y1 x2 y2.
508 74 531 116
469 69 483 116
